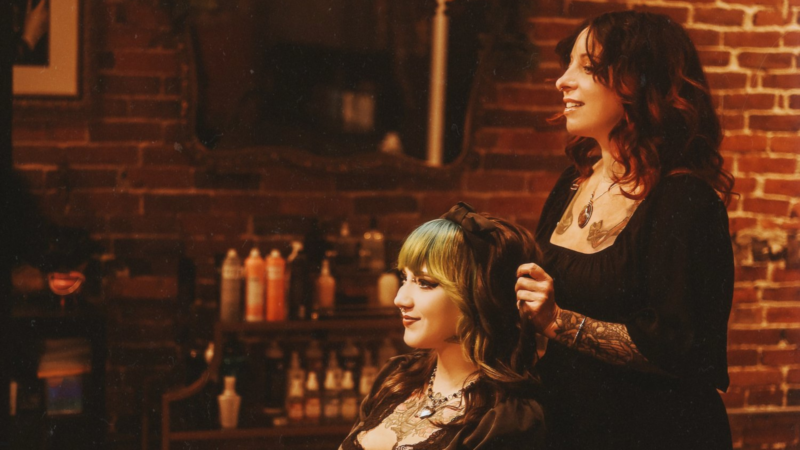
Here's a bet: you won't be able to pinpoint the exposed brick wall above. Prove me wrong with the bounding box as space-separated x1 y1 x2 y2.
10 0 800 447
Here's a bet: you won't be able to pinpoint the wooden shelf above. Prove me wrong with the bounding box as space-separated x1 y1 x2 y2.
169 424 351 442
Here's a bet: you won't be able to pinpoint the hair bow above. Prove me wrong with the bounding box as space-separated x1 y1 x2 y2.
440 202 497 263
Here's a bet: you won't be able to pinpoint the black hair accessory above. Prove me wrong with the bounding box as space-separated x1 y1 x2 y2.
440 202 497 263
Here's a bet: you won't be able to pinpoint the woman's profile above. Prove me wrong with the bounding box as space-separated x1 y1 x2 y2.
340 202 545 450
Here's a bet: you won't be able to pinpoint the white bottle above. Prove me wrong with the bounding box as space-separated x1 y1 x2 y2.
217 376 241 429
220 249 242 322
377 271 399 308
340 370 358 421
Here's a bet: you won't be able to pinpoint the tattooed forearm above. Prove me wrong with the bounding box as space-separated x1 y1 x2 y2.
550 309 650 368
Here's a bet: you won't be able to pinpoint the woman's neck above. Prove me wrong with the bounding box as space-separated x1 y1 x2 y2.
431 345 478 395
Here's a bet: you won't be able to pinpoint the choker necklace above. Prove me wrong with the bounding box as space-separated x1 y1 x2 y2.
416 365 475 419
578 180 618 228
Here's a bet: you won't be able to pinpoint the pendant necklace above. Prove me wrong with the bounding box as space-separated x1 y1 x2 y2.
416 365 474 419
578 180 618 229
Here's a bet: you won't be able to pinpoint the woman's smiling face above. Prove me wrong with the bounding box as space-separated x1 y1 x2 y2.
555 27 625 144
394 265 461 351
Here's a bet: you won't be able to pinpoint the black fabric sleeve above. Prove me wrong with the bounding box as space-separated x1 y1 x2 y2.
451 396 546 450
625 176 734 390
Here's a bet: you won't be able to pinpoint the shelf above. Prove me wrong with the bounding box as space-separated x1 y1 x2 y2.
217 316 402 334
169 424 352 442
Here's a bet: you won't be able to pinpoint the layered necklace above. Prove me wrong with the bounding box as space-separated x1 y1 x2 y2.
577 179 618 228
416 365 475 419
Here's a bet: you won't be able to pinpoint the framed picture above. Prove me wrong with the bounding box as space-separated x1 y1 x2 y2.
13 0 80 97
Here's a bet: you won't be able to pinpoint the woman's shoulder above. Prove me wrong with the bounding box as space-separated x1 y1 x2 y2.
648 173 727 215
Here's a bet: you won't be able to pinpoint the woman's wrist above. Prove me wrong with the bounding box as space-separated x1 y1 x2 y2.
541 306 566 339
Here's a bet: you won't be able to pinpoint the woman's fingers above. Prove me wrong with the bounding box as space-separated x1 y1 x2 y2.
516 263 553 282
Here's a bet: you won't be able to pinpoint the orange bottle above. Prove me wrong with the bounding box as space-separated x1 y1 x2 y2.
244 248 266 322
265 249 286 321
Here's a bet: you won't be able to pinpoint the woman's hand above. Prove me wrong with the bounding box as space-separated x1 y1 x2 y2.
516 263 561 338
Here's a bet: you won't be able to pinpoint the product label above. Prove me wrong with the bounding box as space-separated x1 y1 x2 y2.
246 278 265 320
323 397 340 419
222 265 241 280
304 397 321 421
267 265 283 280
341 397 358 421
287 400 304 422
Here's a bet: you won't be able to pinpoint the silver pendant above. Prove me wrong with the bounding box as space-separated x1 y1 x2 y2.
578 202 593 228
417 406 435 419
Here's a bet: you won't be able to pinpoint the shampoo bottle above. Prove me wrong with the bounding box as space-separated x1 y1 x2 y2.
217 376 241 429
265 249 286 321
303 372 321 425
244 248 266 322
220 249 242 322
315 259 336 311
340 370 358 422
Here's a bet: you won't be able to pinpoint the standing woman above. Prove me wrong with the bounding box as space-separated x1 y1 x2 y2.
341 203 545 449
516 11 735 450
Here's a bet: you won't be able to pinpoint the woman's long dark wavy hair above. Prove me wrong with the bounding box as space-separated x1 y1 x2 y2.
554 11 734 203
360 216 541 430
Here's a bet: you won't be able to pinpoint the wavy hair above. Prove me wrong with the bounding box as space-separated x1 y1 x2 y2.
554 11 734 203
361 216 541 429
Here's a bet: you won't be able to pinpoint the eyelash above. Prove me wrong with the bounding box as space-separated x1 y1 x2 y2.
398 273 439 290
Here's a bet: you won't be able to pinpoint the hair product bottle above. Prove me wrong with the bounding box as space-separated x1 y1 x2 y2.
303 371 321 425
265 249 286 321
220 249 242 322
304 340 324 386
359 350 378 401
340 370 358 422
286 377 305 424
340 338 360 385
377 270 400 308
322 353 341 423
359 217 386 272
287 242 311 320
217 376 241 429
315 259 336 312
244 248 266 322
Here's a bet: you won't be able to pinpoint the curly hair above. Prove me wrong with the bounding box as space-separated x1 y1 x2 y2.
553 11 734 203
361 216 541 429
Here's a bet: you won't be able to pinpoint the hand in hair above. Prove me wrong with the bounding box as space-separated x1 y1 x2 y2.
515 263 560 338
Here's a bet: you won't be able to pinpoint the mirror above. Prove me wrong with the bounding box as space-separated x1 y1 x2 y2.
174 0 531 171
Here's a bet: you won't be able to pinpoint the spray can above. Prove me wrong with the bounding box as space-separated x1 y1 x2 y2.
266 249 286 321
245 248 266 322
220 249 242 322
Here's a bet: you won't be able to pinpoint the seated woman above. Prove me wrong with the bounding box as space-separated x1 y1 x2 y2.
340 202 545 450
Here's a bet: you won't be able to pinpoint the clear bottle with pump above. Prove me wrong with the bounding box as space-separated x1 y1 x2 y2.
220 249 242 322
303 372 321 424
315 259 336 312
322 353 341 422
218 376 241 429
265 249 286 321
359 350 378 401
340 370 358 422
359 217 386 272
244 248 266 322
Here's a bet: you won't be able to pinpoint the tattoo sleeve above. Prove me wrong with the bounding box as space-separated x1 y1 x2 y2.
550 309 653 369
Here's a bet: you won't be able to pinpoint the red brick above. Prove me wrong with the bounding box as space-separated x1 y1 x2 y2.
762 74 800 89
631 5 689 23
724 32 781 48
354 195 418 215
729 368 783 386
108 215 180 234
771 136 800 154
766 307 800 323
728 328 783 345
483 195 547 219
567 1 628 18
764 179 800 196
104 26 161 50
738 52 794 70
724 0 782 7
729 217 758 233
695 7 745 26
747 387 784 406
699 51 731 67
484 153 570 172
46 169 118 189
207 193 280 215
112 50 180 75
144 194 211 214
89 122 163 142
108 276 178 300
530 66 565 84
495 86 562 109
124 168 194 189
763 348 800 365
13 120 88 142
686 28 721 47
785 32 800 47
720 113 745 131
720 389 745 408
141 144 194 166
739 156 797 174
735 265 769 281
753 10 787 26
706 72 748 90
790 95 800 110
721 135 768 153
789 389 800 407
773 268 800 282
260 167 336 192
68 192 140 215
178 213 249 236
96 75 162 96
743 198 791 215
725 94 776 110
731 306 763 324
728 348 760 366
98 99 129 118
789 368 800 383
738 412 800 446
466 172 527 192
733 287 759 304
751 115 800 132
762 287 800 302
527 171 563 194
279 195 354 217
493 131 568 152
734 177 757 193
483 110 561 131
128 100 182 119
